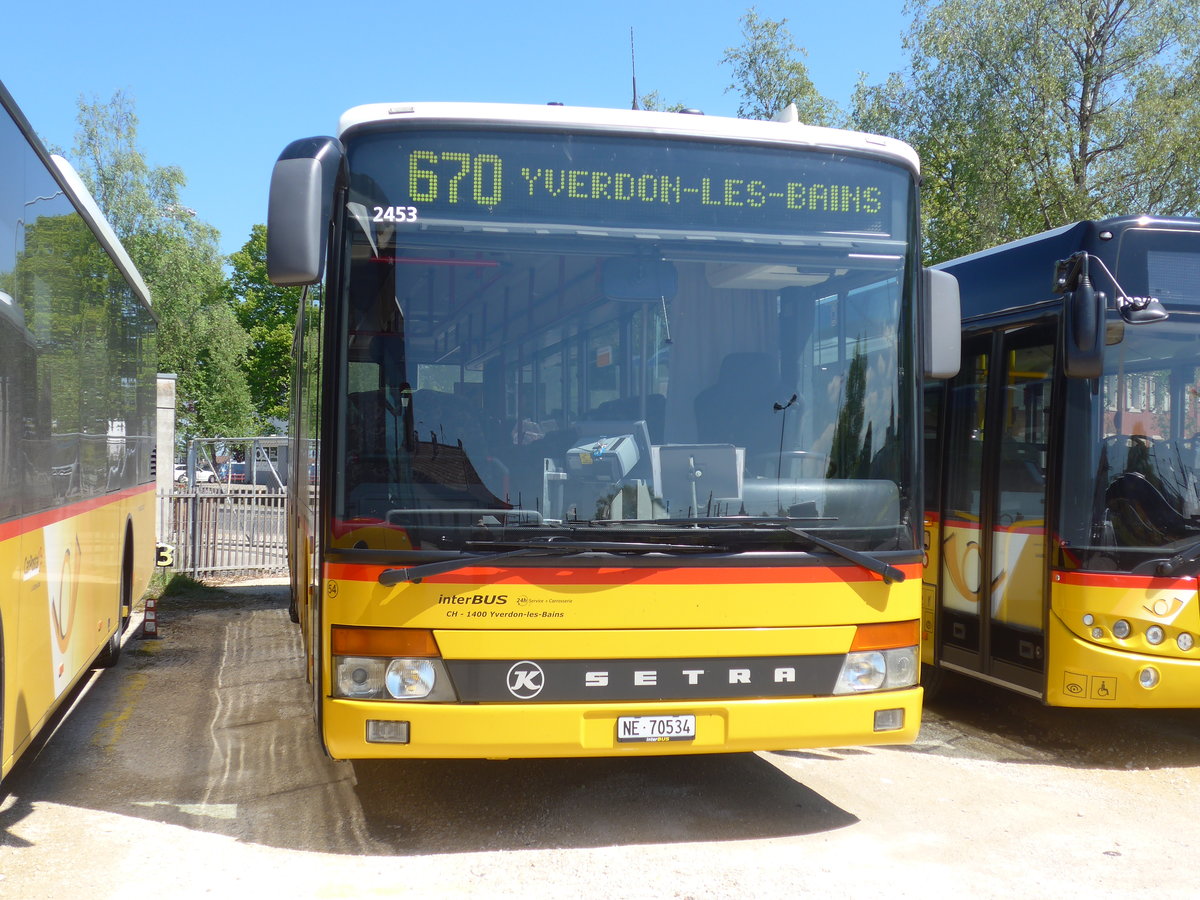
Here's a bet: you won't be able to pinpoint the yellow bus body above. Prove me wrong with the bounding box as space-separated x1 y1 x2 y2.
316 561 922 758
924 514 1200 707
0 486 155 780
1045 571 1200 707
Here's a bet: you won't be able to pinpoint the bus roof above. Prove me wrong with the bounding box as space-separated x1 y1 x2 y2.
933 215 1200 322
935 215 1200 272
337 102 920 174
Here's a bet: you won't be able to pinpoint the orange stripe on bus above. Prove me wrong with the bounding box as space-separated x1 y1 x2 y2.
0 483 156 544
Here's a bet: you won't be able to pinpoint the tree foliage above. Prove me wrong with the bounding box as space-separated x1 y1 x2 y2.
852 0 1200 262
721 8 836 124
637 91 687 113
67 91 255 442
228 224 305 429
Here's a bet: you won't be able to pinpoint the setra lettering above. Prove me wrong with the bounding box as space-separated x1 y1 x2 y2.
580 665 804 688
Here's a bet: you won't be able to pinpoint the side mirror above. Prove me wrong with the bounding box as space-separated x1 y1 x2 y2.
1062 279 1106 378
1054 253 1105 379
267 136 345 286
923 268 960 379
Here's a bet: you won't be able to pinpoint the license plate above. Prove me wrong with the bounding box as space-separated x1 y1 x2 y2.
616 714 696 743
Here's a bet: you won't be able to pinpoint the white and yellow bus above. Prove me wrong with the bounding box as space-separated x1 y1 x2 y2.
268 101 959 759
0 81 157 781
924 215 1200 706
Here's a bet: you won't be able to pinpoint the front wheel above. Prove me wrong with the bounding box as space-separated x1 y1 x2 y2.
96 535 134 668
920 663 945 701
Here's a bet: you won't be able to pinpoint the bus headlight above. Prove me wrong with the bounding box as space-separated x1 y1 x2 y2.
884 647 919 687
385 659 438 698
336 657 387 698
334 655 456 701
834 647 918 694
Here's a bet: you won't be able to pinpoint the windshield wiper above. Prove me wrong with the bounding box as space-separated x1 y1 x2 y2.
1155 537 1200 577
783 526 905 584
588 517 904 583
377 540 724 585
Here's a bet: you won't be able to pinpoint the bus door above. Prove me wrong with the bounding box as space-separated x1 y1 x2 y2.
937 325 1054 694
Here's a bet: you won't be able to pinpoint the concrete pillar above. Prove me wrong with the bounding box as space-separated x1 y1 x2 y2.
156 373 177 538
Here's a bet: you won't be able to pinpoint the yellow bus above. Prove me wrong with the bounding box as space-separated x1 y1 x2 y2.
267 102 959 758
924 215 1200 706
0 81 158 781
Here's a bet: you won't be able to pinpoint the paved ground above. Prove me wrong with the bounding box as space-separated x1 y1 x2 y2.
1 577 1198 898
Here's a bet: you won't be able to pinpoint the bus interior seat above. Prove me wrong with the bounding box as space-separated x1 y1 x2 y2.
1105 472 1196 545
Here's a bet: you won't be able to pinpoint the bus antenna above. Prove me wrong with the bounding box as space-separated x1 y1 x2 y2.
630 28 639 110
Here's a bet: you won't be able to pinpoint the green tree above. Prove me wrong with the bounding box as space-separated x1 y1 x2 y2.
228 224 305 428
721 8 836 124
852 0 1200 262
67 91 255 441
637 91 687 113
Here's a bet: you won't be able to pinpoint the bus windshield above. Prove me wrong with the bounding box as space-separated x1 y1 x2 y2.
1061 229 1200 570
334 128 918 553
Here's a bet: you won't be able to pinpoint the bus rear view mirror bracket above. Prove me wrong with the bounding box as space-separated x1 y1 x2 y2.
267 136 346 286
923 267 960 379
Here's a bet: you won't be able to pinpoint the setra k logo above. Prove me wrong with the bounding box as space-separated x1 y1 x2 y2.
506 660 545 699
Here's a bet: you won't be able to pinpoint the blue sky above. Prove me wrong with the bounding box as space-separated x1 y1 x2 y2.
2 1 910 257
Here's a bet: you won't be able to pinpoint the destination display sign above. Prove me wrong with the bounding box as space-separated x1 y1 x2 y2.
348 129 907 237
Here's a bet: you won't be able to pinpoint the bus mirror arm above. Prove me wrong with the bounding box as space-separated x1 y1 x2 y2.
1060 251 1169 328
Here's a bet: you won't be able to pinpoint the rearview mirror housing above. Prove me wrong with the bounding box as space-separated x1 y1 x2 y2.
923 268 961 379
267 136 345 286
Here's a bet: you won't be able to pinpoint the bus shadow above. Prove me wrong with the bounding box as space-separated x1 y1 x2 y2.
348 753 857 854
915 670 1200 770
0 579 858 858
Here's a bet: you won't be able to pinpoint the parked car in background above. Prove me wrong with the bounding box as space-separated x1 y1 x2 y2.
174 463 217 484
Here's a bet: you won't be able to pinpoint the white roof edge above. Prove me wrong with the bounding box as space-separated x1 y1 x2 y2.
337 102 920 173
50 154 153 310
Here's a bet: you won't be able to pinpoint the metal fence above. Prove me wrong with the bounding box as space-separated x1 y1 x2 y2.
158 484 287 579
